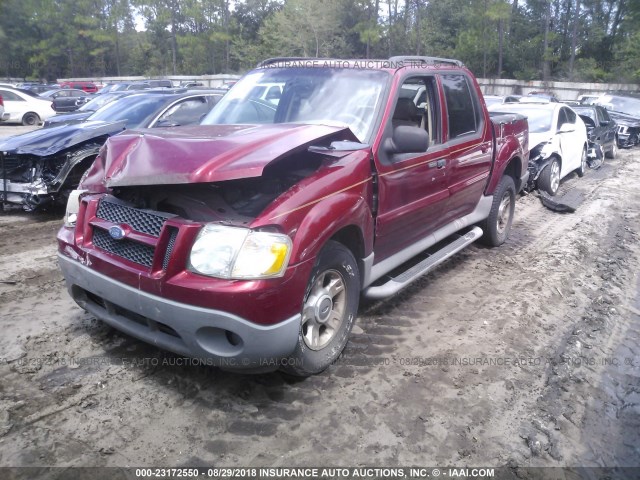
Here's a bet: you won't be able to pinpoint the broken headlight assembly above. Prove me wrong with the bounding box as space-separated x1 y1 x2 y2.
189 224 292 280
63 189 87 227
530 141 554 162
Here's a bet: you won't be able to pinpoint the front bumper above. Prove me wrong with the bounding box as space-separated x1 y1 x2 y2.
58 253 301 370
0 113 9 122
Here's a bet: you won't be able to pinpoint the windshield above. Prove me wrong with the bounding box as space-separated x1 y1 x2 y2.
595 95 640 116
201 67 389 143
79 93 123 112
87 94 167 128
573 107 595 121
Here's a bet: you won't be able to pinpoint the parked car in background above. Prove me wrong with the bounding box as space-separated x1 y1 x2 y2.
59 81 98 93
489 102 588 195
40 88 87 112
180 81 204 87
0 86 55 125
577 94 600 105
527 91 560 102
15 83 59 95
572 104 618 161
593 94 640 148
97 82 150 94
483 94 522 107
43 91 137 127
145 79 173 88
0 94 7 122
0 90 224 210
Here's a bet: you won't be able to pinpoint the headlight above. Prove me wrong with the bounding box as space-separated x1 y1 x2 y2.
64 189 86 227
189 224 292 279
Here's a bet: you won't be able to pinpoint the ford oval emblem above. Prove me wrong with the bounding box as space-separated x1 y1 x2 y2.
109 226 126 240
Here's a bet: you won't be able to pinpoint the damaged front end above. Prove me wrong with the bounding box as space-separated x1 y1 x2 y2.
1 145 99 210
525 140 556 191
0 121 125 211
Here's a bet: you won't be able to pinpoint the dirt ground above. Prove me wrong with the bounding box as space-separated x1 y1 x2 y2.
0 122 639 473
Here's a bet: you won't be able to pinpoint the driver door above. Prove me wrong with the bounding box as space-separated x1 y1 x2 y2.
373 76 451 262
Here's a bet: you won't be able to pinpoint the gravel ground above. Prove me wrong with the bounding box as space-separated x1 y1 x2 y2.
0 126 638 474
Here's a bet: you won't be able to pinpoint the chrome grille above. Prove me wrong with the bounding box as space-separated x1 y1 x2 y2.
93 228 155 267
96 200 167 237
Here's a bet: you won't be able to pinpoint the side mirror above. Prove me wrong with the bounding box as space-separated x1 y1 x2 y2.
384 126 430 155
558 123 575 134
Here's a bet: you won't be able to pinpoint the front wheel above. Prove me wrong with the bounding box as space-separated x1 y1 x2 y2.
479 175 516 247
537 157 561 196
281 241 360 376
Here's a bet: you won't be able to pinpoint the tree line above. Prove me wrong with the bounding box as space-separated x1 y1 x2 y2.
0 0 637 83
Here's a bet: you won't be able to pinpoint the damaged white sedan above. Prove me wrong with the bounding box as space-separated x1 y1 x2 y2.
489 102 588 195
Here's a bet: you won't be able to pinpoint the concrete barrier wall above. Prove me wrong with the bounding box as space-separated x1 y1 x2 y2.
478 78 640 101
55 74 242 88
29 74 640 100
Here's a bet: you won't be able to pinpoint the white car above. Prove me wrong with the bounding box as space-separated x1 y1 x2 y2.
489 101 588 195
0 87 55 126
0 93 7 122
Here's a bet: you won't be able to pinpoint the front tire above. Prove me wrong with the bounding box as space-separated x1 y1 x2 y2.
22 112 40 126
537 157 561 196
479 175 516 247
281 240 360 376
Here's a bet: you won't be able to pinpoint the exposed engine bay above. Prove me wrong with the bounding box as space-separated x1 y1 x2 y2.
108 153 324 224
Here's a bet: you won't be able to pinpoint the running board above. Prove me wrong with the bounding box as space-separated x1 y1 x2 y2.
363 226 483 300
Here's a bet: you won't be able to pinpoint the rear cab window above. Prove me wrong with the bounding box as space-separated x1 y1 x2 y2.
440 73 483 142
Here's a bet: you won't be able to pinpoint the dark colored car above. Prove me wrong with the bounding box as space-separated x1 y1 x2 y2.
40 88 88 112
23 84 60 95
0 90 224 210
43 91 138 127
593 94 640 148
572 105 618 161
57 56 529 375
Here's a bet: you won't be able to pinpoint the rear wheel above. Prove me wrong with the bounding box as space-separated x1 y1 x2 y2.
479 175 516 247
576 147 587 177
606 138 618 159
281 241 360 376
22 112 40 126
537 157 561 196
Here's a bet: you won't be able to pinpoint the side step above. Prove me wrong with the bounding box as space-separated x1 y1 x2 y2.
363 226 483 300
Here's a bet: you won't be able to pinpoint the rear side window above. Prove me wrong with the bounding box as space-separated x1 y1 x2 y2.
0 90 23 101
441 74 481 140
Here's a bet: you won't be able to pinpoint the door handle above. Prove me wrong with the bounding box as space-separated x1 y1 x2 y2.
428 159 446 169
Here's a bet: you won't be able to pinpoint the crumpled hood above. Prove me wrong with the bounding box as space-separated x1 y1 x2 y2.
0 120 125 157
529 131 554 153
87 124 358 188
44 111 93 128
606 111 640 127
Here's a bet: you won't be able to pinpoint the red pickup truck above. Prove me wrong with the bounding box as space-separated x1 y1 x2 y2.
57 57 528 375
